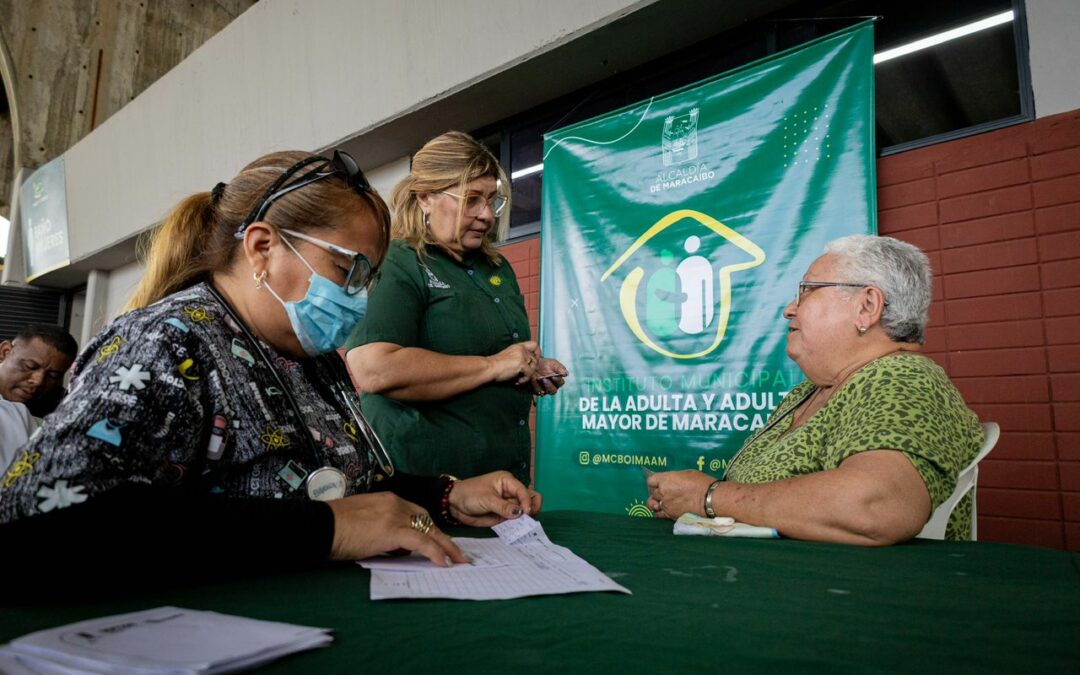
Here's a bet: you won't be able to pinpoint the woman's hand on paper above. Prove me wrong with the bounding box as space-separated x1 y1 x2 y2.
327 492 467 566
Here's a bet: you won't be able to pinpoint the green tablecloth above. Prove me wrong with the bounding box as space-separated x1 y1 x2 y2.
4 511 1078 673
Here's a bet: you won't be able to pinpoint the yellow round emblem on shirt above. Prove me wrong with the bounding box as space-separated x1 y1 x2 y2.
489 275 503 287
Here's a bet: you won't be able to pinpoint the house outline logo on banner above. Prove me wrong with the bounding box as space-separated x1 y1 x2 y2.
601 209 766 360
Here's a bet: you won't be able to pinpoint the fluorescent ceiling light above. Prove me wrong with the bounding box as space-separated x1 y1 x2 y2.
511 163 544 180
507 13 1014 180
873 10 1014 64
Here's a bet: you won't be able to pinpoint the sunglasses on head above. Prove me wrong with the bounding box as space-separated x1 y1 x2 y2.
235 150 371 238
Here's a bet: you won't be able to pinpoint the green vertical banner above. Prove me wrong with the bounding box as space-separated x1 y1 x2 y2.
536 24 876 515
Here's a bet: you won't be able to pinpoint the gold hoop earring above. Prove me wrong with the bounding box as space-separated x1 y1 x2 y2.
423 212 430 227
254 270 267 289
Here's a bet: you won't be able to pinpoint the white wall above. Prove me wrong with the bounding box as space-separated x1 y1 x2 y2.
365 156 411 206
58 0 655 271
1027 0 1080 119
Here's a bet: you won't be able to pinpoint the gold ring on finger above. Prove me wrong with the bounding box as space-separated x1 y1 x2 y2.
410 512 434 535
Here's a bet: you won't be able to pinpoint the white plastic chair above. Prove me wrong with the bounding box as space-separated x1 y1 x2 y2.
917 422 1000 541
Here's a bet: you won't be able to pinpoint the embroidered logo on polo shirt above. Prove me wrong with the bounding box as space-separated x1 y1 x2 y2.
423 266 450 289
489 274 503 287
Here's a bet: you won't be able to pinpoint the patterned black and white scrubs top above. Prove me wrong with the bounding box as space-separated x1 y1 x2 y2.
0 282 374 523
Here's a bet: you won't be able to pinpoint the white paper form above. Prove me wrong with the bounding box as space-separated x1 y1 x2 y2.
491 512 551 545
358 540 508 573
367 517 631 601
0 607 332 675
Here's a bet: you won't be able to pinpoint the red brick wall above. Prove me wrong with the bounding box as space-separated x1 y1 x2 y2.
876 109 1080 550
501 108 1080 550
500 237 542 336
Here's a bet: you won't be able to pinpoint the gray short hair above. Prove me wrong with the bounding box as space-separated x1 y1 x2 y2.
824 235 932 344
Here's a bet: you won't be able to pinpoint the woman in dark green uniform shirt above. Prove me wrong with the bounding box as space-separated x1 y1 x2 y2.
346 132 567 484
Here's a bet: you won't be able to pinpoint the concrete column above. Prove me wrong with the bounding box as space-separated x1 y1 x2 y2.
1 166 27 285
81 268 110 347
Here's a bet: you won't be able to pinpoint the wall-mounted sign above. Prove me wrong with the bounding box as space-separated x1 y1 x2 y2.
20 156 71 281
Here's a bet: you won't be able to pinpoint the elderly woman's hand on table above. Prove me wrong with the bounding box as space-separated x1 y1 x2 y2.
646 470 716 519
645 452 934 545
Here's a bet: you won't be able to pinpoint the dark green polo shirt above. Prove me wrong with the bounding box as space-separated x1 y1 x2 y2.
346 241 533 484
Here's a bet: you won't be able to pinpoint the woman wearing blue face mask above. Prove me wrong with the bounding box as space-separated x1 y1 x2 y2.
0 150 542 586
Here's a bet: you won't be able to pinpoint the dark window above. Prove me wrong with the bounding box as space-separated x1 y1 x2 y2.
0 286 70 341
475 0 1032 241
869 0 1029 153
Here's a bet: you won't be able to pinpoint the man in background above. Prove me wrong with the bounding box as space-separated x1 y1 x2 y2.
0 324 77 471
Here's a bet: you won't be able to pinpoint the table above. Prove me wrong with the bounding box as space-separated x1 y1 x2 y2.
3 511 1078 673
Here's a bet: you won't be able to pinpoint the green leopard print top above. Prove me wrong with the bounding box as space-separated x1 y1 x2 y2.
724 353 984 541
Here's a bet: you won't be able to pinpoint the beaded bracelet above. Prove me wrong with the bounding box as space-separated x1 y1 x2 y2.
439 474 461 526
703 479 723 518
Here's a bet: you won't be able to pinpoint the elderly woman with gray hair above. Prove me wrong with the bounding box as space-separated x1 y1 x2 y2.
646 235 983 545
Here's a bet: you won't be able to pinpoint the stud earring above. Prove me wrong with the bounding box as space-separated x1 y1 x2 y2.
254 270 267 288
857 325 867 335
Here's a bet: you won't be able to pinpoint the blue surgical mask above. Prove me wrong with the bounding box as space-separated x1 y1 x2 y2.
263 237 368 357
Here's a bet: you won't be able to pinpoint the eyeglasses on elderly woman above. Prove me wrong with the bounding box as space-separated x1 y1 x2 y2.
796 281 888 307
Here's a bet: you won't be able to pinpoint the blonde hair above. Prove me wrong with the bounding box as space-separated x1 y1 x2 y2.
124 150 391 312
391 131 510 264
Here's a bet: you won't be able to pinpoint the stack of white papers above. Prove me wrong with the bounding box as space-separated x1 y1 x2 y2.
0 607 332 674
359 515 631 601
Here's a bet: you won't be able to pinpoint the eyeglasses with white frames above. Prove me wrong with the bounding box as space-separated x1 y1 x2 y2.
441 190 508 217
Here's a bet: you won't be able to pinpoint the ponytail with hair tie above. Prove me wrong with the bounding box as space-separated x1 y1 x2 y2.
123 191 222 313
211 182 227 204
